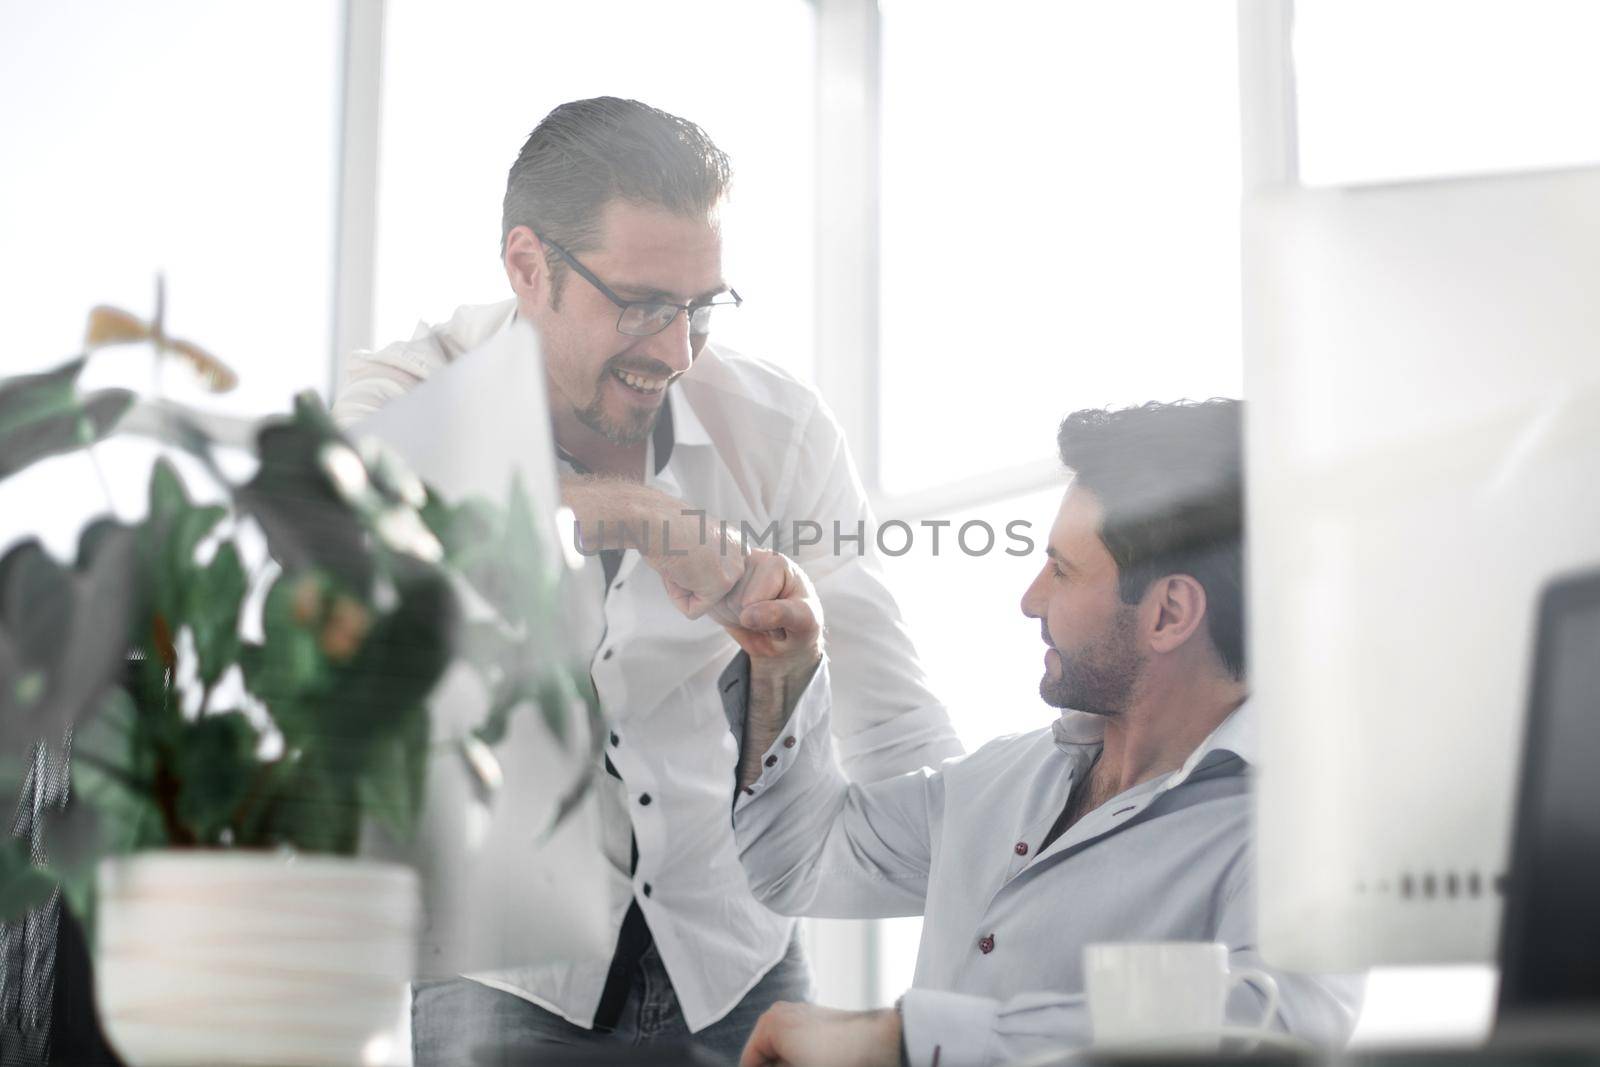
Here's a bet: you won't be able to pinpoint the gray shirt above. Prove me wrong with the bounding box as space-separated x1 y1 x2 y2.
726 656 1362 1067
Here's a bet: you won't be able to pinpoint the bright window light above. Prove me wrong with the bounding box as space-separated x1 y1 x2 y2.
873 484 1069 1003
0 0 339 413
877 0 1243 497
0 0 339 555
1295 0 1600 186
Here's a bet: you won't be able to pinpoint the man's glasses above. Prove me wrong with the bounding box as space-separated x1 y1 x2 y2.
537 234 742 338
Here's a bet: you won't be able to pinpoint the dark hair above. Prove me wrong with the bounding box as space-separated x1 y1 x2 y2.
1056 399 1246 678
500 97 732 297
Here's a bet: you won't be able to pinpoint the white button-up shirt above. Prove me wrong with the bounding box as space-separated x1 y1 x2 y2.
334 301 963 1032
729 659 1363 1067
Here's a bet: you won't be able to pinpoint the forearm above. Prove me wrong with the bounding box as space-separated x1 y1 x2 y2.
560 474 688 552
737 659 821 792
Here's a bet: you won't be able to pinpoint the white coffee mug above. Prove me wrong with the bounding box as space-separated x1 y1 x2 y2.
1083 941 1280 1051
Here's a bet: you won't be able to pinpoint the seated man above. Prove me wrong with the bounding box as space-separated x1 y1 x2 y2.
717 400 1361 1067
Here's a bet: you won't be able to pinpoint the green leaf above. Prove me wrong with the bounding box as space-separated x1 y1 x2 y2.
534 674 576 747
0 836 55 922
538 669 605 843
187 542 245 687
173 712 259 842
73 687 145 784
140 458 224 624
424 493 498 571
168 503 227 578
472 687 519 749
257 754 360 854
355 703 429 844
235 394 374 594
0 526 138 752
0 540 72 665
0 357 134 483
319 559 456 745
244 573 329 742
502 474 554 625
71 688 165 854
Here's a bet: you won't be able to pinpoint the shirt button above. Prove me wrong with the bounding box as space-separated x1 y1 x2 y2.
609 731 620 747
614 581 624 590
783 736 797 748
642 883 652 897
978 934 995 955
764 754 778 768
1014 842 1028 856
602 648 614 661
638 794 652 806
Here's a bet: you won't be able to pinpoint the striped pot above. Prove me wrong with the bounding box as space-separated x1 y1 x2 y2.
95 852 418 1067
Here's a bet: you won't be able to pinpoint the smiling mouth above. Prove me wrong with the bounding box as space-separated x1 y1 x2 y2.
611 368 670 395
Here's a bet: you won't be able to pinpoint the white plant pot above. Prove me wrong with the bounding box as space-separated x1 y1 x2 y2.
94 851 419 1067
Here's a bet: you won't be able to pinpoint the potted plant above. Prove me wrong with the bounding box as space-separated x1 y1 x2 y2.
0 287 599 1066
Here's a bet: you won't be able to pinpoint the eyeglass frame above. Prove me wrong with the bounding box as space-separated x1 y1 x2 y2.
535 233 742 338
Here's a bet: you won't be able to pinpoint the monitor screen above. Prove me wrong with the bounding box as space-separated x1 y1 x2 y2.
1499 574 1600 1011
1246 164 1600 972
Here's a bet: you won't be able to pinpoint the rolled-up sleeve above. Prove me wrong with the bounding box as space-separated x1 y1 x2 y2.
726 656 939 919
777 397 964 780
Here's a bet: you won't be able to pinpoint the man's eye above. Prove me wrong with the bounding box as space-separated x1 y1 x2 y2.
1051 564 1067 579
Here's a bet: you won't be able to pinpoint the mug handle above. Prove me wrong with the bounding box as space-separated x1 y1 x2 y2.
1227 967 1281 1035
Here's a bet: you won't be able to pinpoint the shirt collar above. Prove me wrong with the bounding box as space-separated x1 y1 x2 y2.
1050 698 1257 779
664 374 712 448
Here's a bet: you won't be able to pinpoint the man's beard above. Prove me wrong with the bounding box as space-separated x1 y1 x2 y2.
575 390 658 445
1039 606 1143 717
574 357 665 445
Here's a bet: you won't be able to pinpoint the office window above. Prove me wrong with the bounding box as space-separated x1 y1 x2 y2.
0 0 340 553
873 483 1068 1002
877 0 1242 497
0 0 339 412
879 486 1069 751
1294 0 1600 187
374 0 815 378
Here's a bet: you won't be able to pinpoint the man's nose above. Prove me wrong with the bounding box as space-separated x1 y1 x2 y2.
1019 566 1047 620
634 311 695 376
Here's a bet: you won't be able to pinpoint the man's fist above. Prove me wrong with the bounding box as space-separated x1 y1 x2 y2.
739 1001 901 1067
649 510 746 620
717 549 823 673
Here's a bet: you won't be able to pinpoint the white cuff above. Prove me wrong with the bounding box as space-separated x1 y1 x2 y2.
899 989 1000 1067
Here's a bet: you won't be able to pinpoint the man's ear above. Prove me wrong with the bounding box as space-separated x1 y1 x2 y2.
1146 574 1208 656
503 225 550 306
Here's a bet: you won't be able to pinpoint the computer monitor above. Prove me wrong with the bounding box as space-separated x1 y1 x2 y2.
1243 166 1600 972
351 320 613 975
1495 567 1600 1039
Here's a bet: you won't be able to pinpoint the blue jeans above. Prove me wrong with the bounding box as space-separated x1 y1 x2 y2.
411 935 811 1066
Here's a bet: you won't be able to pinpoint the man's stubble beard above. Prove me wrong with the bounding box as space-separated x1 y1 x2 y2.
574 381 659 445
551 332 661 445
538 289 663 447
1039 604 1143 718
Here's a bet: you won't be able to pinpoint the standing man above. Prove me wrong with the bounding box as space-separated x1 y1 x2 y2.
333 98 962 1064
